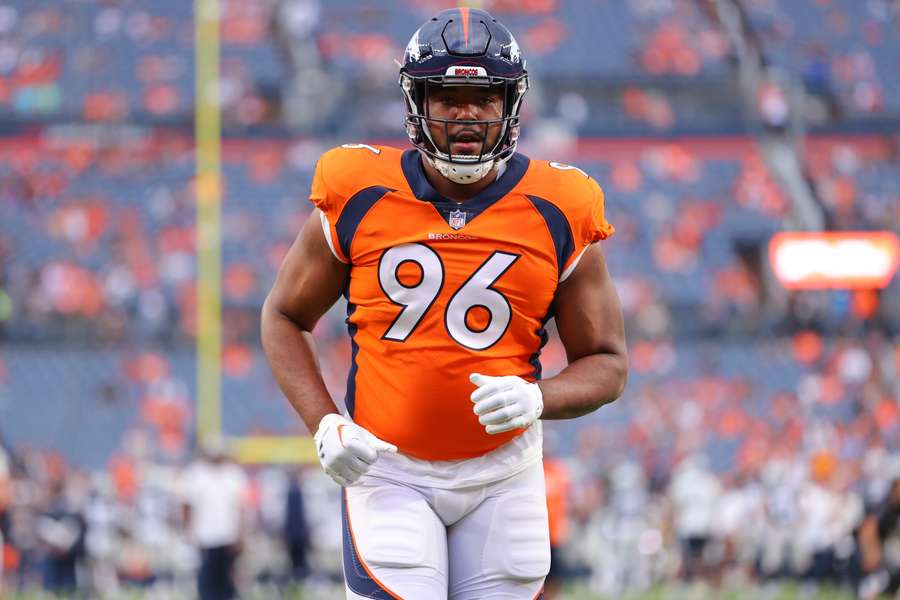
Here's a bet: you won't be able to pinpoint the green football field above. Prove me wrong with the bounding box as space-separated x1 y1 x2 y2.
4 582 857 600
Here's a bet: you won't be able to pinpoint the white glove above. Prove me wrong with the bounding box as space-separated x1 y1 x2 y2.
314 413 397 487
469 373 543 435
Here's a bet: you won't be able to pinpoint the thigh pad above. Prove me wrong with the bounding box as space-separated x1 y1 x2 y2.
489 489 551 581
351 485 440 570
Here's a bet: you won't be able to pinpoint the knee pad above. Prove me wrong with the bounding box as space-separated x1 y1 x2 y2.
491 490 551 581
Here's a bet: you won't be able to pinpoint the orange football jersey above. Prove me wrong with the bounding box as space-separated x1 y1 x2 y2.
310 144 614 461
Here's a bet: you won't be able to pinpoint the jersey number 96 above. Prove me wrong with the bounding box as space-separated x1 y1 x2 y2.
377 244 519 351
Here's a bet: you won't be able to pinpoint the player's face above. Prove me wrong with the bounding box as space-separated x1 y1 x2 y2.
426 86 504 157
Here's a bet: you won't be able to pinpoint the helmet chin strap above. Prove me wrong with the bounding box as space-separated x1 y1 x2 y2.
424 152 510 185
426 155 495 184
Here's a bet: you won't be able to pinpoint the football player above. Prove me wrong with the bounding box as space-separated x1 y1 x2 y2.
262 8 627 599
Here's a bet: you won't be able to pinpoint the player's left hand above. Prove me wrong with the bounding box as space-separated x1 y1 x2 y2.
469 373 543 435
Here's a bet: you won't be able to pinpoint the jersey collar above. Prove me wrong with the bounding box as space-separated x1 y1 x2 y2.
401 149 530 215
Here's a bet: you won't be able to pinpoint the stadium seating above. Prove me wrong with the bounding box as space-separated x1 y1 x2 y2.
744 0 900 116
0 0 732 126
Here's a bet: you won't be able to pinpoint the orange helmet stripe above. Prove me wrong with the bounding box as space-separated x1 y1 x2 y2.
460 7 470 47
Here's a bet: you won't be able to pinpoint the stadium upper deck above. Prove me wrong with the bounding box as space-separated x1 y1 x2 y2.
0 0 896 131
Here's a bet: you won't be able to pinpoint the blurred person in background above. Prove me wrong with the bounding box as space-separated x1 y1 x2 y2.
179 438 250 600
6 460 41 593
668 454 722 585
272 0 340 131
0 448 7 594
801 43 840 121
543 444 572 599
591 459 658 596
757 77 791 134
284 467 311 586
36 476 87 596
756 459 803 582
713 471 765 587
858 478 900 599
262 7 627 598
796 452 863 590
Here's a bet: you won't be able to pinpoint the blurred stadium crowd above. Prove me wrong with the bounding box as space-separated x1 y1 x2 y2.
0 0 899 598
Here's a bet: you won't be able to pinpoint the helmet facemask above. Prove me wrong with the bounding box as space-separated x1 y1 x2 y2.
400 72 528 184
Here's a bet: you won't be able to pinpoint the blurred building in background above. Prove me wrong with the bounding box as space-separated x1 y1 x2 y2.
0 0 898 598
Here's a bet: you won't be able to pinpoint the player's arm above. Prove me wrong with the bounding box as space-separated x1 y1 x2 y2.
261 208 396 486
470 243 626 433
858 513 882 572
539 243 627 418
261 208 347 434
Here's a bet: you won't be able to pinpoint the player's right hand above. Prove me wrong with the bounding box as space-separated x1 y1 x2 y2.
313 413 397 487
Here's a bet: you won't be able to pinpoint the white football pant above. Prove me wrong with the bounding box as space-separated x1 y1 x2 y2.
342 459 549 599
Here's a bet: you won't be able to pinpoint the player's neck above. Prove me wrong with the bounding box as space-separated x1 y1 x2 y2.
422 159 499 203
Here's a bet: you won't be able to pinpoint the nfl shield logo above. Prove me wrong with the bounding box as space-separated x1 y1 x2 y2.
448 209 467 230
